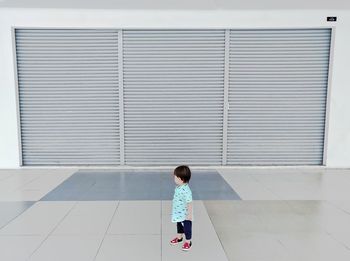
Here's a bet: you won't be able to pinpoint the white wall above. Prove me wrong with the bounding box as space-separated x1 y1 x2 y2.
0 8 349 167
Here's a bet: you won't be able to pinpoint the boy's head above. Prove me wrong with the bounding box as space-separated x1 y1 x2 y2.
174 165 191 185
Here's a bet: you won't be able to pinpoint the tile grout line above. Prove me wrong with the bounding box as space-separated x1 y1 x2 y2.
161 199 163 261
100 233 161 235
38 170 81 201
249 173 282 200
93 201 120 261
0 173 14 181
325 200 350 215
11 171 74 201
212 170 242 200
8 174 44 195
326 230 350 252
276 238 294 259
0 202 35 231
288 199 350 253
32 172 77 202
323 201 350 246
26 201 79 261
283 200 342 244
202 200 230 261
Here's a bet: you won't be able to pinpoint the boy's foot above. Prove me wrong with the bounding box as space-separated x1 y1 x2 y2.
170 237 183 245
182 241 192 251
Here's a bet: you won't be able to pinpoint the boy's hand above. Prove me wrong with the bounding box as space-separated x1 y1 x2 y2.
186 202 193 221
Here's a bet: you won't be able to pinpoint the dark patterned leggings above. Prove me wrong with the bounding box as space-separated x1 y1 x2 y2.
177 220 192 240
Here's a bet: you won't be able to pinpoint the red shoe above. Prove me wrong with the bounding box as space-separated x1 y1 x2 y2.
170 237 183 245
182 241 192 251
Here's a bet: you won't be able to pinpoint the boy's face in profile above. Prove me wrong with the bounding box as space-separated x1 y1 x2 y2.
174 174 184 185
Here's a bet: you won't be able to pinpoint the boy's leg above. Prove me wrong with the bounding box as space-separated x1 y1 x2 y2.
183 220 192 241
177 222 184 239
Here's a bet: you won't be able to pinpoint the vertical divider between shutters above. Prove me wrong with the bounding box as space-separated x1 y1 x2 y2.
12 28 24 166
322 28 335 166
118 30 125 165
222 29 230 165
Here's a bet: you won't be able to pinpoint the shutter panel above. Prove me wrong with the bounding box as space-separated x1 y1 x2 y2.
123 30 225 165
227 29 331 165
16 29 120 165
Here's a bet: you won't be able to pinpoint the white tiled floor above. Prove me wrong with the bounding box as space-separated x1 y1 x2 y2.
218 168 350 200
0 168 350 261
279 233 350 261
218 171 281 200
161 201 217 236
0 201 76 235
162 232 228 261
95 235 161 261
161 201 228 261
0 235 46 261
107 201 160 235
53 201 118 236
29 235 104 261
218 231 291 261
0 169 76 201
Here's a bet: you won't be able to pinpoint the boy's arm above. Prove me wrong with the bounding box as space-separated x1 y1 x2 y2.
186 202 193 221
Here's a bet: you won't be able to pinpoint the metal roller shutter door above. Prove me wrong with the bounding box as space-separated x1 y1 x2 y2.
15 29 120 165
227 29 331 165
122 30 225 165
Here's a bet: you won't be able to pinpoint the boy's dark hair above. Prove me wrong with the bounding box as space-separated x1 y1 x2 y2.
174 165 191 183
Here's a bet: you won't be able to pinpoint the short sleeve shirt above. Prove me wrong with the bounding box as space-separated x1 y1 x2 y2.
171 183 193 223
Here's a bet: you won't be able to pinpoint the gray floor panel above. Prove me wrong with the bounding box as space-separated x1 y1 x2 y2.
41 170 241 201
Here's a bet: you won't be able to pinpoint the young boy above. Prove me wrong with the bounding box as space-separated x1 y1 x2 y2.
170 165 193 251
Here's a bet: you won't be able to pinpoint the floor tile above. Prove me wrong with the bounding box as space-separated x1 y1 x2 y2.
29 235 103 261
0 235 46 261
162 199 219 261
162 201 216 235
328 229 350 250
41 171 162 201
0 201 34 229
108 201 160 235
226 168 350 200
0 172 13 181
162 232 228 261
218 170 279 200
279 233 350 261
0 174 40 194
257 201 326 234
95 235 161 261
0 169 77 201
41 170 240 201
0 201 75 235
53 201 118 235
16 172 74 201
217 231 292 261
205 200 350 260
204 201 267 233
328 200 350 214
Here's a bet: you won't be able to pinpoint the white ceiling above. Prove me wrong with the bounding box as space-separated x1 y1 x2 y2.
0 0 349 10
